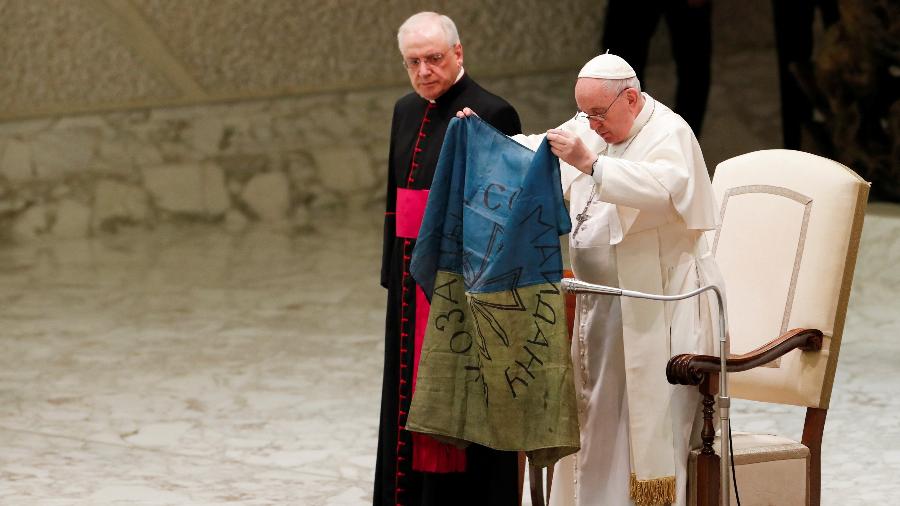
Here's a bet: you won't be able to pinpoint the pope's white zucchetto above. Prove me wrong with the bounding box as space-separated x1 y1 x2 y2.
578 52 636 80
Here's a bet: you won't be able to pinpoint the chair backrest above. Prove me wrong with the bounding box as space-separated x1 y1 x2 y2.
711 149 868 409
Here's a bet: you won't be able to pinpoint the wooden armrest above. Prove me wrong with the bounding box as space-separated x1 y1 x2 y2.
667 328 824 386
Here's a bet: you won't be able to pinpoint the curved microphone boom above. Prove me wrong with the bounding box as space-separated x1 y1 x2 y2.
561 277 731 506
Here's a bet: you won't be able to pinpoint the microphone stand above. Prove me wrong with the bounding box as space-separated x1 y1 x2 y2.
561 278 731 506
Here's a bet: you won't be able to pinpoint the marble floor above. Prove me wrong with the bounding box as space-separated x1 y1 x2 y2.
0 212 387 505
1 199 898 505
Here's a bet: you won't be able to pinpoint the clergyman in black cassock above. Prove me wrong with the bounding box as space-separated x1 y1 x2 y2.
374 11 523 506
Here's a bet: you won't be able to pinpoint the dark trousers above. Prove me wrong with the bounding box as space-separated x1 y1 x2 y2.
602 0 712 137
771 0 839 149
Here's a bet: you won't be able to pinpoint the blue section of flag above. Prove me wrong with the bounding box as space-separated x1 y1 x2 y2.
411 116 571 298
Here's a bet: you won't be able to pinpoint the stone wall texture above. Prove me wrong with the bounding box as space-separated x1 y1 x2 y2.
0 0 779 241
1 0 605 119
0 72 576 241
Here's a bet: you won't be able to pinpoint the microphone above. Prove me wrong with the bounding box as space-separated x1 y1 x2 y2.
562 277 732 506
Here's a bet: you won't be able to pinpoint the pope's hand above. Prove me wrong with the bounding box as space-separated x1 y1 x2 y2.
456 107 478 119
546 129 597 174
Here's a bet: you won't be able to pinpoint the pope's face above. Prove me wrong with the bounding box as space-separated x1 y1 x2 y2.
400 27 462 101
574 78 639 145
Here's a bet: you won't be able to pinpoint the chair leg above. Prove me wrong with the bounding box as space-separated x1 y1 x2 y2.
518 451 526 506
546 464 554 503
528 461 546 506
519 453 553 506
697 374 720 506
802 407 827 506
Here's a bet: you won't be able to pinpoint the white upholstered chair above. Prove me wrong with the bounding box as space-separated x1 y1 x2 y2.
668 149 869 506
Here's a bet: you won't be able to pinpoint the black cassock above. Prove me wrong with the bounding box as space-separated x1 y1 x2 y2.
375 74 522 506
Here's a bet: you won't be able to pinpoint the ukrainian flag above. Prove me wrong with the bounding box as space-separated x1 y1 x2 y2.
409 116 579 467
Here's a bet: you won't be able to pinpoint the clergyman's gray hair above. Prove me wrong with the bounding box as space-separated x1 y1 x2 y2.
397 12 460 50
599 76 642 95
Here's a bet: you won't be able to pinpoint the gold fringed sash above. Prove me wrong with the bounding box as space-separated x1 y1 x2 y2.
630 473 676 505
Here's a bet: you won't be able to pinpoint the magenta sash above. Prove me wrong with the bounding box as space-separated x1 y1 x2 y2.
396 188 466 473
395 189 430 239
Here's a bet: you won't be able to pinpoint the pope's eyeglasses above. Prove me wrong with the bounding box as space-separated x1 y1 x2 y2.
576 88 630 123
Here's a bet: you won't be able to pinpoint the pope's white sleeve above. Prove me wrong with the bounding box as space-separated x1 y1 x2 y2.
559 162 587 201
596 139 690 216
511 133 545 150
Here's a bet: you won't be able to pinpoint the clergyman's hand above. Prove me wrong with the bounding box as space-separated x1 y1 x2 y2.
456 107 478 119
546 129 597 174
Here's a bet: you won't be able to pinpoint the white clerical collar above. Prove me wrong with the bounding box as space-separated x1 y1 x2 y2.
429 67 466 104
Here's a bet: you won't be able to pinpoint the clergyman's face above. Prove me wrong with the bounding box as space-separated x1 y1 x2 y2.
399 27 462 101
574 78 638 145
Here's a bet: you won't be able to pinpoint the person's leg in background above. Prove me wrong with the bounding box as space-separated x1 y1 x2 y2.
771 0 817 150
665 0 712 137
601 0 663 87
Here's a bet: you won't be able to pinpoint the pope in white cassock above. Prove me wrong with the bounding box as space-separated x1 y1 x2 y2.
459 53 723 506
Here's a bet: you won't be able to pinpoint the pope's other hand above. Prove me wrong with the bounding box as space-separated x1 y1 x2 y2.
455 107 478 119
546 129 597 174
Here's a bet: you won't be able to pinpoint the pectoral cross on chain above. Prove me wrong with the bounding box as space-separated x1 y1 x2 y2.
571 147 606 240
572 208 591 239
